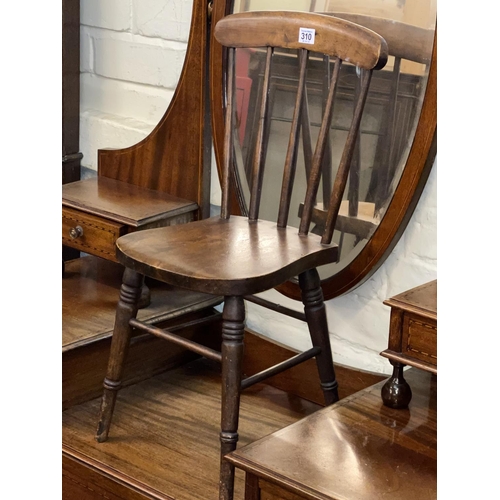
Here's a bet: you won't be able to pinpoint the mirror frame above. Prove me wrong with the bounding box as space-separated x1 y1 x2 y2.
210 0 437 301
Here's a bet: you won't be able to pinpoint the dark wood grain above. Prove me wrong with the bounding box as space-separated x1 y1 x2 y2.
116 216 338 296
381 280 437 408
62 256 221 351
277 49 307 228
62 179 197 261
98 12 387 498
227 369 436 500
62 257 384 410
328 13 434 64
62 0 211 273
62 177 198 228
242 329 385 405
214 11 388 70
277 29 437 300
299 57 341 237
248 46 273 222
62 256 223 410
210 3 437 301
321 68 372 245
64 359 321 500
384 280 437 319
97 0 211 218
62 0 81 184
62 0 81 263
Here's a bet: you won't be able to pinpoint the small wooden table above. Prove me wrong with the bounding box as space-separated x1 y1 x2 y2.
380 280 437 408
62 176 199 307
226 368 436 500
62 177 198 263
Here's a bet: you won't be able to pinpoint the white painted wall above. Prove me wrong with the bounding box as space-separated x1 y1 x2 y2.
79 0 192 173
80 0 437 375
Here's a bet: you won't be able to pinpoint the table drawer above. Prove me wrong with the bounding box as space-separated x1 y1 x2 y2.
62 207 126 262
402 313 437 367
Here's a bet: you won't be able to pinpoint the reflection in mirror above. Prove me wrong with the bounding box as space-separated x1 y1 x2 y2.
230 0 436 280
79 0 194 171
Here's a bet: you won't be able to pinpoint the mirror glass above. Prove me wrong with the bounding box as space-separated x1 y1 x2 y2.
229 0 436 280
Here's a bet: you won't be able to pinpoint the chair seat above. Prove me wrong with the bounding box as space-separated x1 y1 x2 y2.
116 216 338 296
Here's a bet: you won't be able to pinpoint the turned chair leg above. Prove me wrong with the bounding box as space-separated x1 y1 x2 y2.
299 268 339 405
219 296 245 500
95 268 144 442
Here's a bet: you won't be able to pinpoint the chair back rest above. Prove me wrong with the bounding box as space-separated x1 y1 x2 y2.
326 13 434 213
214 11 388 245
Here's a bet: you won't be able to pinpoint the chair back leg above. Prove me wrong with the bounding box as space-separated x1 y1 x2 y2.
219 296 246 500
95 268 144 442
299 269 339 405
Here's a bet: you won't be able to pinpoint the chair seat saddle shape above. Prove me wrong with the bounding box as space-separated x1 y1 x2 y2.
116 216 338 296
95 10 388 500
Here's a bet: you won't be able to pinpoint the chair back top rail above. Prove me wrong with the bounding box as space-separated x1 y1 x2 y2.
214 11 388 244
326 12 434 64
214 11 388 70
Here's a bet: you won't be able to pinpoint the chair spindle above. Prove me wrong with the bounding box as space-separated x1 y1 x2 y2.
301 79 313 180
277 49 308 228
221 47 236 219
249 46 274 221
321 55 333 208
299 57 342 236
322 69 373 245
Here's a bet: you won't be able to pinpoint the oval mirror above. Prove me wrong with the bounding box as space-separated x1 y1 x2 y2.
210 0 437 300
79 0 194 157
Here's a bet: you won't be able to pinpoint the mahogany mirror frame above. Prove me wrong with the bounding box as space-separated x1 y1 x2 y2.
210 0 437 301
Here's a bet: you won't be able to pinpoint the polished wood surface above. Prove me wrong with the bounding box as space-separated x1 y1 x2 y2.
227 369 436 500
62 256 223 410
62 0 81 264
62 0 81 185
381 280 437 408
63 0 211 268
215 11 387 70
97 0 211 217
63 177 198 228
116 217 338 296
97 13 388 498
63 256 221 351
277 31 437 301
384 280 437 320
62 257 383 411
210 1 437 301
62 207 126 263
329 13 434 64
242 330 385 406
62 178 197 262
64 359 321 500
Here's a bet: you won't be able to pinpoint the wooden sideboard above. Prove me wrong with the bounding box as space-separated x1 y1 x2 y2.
226 368 436 500
380 279 437 408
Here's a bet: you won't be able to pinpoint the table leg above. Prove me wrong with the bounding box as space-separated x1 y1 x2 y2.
381 361 412 408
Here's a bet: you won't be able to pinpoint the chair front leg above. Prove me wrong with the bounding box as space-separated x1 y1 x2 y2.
299 268 339 405
95 268 144 443
219 296 245 500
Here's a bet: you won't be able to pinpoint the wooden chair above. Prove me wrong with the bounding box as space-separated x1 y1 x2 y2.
95 11 388 500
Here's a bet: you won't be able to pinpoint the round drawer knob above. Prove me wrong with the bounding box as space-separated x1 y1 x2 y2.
69 225 84 239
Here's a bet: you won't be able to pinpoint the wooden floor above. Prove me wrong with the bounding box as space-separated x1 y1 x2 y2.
63 256 222 352
62 255 390 499
63 358 321 500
